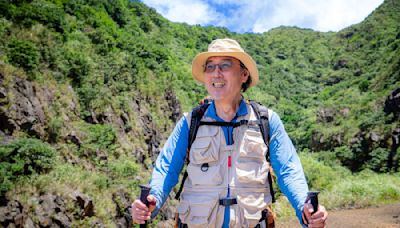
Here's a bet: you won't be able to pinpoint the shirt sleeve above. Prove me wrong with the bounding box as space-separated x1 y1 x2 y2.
149 115 189 217
268 111 309 225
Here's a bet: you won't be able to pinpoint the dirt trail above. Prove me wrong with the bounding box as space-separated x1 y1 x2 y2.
276 204 400 228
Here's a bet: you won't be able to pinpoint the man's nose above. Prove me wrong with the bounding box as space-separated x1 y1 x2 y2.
211 65 223 76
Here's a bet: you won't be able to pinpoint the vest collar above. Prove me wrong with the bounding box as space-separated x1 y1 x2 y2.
205 99 248 121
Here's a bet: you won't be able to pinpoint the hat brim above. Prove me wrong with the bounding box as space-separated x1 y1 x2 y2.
192 52 259 87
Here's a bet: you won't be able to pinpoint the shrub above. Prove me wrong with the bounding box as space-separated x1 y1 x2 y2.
333 145 354 166
0 138 56 195
11 1 65 31
77 123 118 161
365 147 389 172
108 156 140 178
7 39 39 71
48 117 63 142
62 44 92 85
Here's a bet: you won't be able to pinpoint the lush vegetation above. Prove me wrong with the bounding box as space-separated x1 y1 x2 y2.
274 152 400 219
0 0 399 225
0 138 55 197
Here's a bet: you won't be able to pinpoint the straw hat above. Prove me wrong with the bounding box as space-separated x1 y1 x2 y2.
192 38 259 87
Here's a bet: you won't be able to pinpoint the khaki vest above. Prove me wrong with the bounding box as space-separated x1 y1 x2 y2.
178 103 273 228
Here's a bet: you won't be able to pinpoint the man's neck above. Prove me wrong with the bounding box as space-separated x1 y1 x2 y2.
214 95 242 122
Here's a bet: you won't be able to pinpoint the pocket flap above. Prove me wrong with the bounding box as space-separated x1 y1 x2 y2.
190 125 218 150
189 126 219 165
191 136 211 150
236 161 268 185
237 192 266 211
240 129 267 159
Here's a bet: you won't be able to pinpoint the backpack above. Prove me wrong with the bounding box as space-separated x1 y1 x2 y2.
175 99 275 202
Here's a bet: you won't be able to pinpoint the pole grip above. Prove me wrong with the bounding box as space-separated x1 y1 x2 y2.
307 191 319 214
139 184 151 228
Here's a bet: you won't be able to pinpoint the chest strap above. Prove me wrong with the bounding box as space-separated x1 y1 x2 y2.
199 119 260 128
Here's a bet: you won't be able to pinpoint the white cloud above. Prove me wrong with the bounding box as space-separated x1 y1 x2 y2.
141 0 384 33
142 0 222 25
250 0 384 32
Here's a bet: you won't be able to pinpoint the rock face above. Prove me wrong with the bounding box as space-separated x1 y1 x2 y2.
71 191 95 218
0 73 49 137
0 190 140 227
389 128 400 171
35 194 73 227
316 108 336 123
164 89 181 123
129 95 164 164
112 190 131 228
0 195 73 228
0 72 184 226
310 130 343 151
0 200 25 228
384 88 400 120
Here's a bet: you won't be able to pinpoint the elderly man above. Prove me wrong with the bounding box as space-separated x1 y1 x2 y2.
131 38 328 227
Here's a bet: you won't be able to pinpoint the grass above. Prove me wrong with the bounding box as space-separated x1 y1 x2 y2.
321 170 400 209
11 155 150 226
274 152 400 222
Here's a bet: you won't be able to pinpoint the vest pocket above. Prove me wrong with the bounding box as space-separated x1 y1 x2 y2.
237 192 267 228
236 160 268 185
187 162 222 186
190 126 219 164
177 193 219 227
237 128 268 185
188 126 221 186
240 129 267 160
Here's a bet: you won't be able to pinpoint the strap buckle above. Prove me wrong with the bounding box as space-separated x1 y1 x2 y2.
219 198 237 206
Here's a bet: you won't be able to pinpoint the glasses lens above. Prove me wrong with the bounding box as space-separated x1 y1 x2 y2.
204 63 216 73
204 60 233 73
220 61 232 71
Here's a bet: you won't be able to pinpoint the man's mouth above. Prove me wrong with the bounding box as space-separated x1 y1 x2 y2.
212 82 225 88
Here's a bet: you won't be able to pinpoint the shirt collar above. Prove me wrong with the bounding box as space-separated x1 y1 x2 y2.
205 99 248 121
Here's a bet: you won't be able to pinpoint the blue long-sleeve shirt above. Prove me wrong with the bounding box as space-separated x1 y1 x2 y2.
149 99 309 224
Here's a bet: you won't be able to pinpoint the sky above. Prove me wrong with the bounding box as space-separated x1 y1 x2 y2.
140 0 384 33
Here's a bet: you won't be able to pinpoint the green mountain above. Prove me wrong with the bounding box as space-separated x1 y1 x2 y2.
0 0 399 226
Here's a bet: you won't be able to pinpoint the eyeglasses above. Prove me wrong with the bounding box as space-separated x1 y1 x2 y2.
203 60 247 73
203 61 234 73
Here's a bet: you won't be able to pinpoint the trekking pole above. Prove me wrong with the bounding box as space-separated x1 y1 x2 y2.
307 191 319 214
139 184 152 228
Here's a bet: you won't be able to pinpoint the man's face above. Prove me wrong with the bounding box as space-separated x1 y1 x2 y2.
203 56 249 102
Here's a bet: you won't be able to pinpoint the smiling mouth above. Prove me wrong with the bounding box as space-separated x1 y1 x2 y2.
212 82 225 88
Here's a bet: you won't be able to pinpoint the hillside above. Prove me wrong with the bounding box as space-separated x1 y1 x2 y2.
0 0 399 226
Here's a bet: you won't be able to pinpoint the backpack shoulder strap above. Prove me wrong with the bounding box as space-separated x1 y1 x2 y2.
175 102 210 200
249 100 276 203
188 103 210 151
249 100 270 148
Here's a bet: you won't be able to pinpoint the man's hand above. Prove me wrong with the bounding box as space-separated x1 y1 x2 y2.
131 195 157 224
302 203 328 228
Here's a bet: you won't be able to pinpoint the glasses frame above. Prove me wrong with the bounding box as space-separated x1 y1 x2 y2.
203 60 234 73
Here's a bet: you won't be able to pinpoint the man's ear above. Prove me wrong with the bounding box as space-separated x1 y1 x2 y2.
241 69 249 82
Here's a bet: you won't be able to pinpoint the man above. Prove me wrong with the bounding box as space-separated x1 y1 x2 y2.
131 38 328 227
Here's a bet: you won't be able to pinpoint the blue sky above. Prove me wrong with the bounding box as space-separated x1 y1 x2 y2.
141 0 384 33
